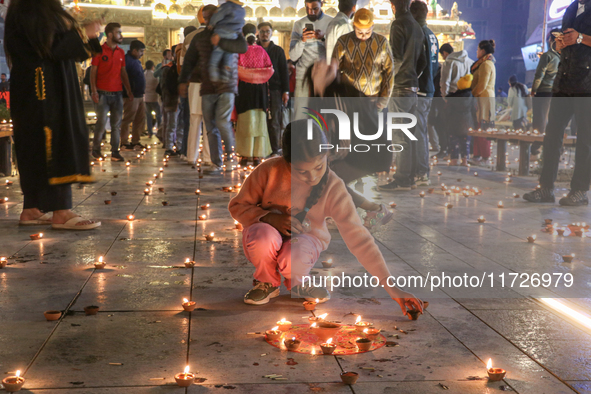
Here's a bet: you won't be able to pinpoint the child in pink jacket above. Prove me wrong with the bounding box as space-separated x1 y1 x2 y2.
229 120 423 317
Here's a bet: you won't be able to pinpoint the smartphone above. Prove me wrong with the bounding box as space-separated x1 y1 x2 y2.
305 23 314 33
552 31 563 38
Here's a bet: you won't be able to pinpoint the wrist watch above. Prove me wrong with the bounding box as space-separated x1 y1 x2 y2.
577 33 584 44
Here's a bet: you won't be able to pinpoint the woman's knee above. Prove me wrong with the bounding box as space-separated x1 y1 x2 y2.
243 222 282 252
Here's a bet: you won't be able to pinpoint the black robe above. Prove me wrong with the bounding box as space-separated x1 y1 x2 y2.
6 27 101 191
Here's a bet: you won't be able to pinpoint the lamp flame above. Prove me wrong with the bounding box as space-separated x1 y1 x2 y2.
185 258 190 263
315 298 319 303
183 298 189 304
15 370 20 378
363 328 368 333
280 318 286 323
272 326 279 331
318 313 328 319
98 256 103 263
355 315 362 324
310 322 317 328
326 338 333 344
184 366 190 374
487 358 492 370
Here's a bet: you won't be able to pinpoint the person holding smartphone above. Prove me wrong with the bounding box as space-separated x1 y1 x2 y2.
523 0 591 206
289 0 333 113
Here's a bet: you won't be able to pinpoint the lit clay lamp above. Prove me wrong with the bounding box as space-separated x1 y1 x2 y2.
184 258 195 268
364 328 381 341
205 232 215 241
30 233 43 240
303 298 318 311
284 336 301 351
175 366 195 387
322 258 333 268
441 184 446 191
389 201 397 208
153 174 158 179
320 337 337 355
182 298 196 312
557 228 566 236
419 191 425 198
477 216 486 224
340 371 359 385
513 193 520 198
195 189 201 195
94 256 106 269
562 253 575 263
437 171 442 176
0 197 8 204
144 188 150 195
265 326 282 341
146 181 153 186
159 167 164 173
407 308 421 321
277 318 292 332
354 315 373 333
127 215 134 221
44 310 62 321
201 204 210 210
527 235 536 243
355 338 372 352
474 172 478 177
5 180 13 186
198 215 207 221
2 370 25 392
444 203 453 209
497 201 504 208
125 161 131 167
0 257 7 269
487 358 506 381
84 306 100 316
235 220 243 230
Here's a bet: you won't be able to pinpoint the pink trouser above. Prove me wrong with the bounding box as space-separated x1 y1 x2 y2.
242 222 323 289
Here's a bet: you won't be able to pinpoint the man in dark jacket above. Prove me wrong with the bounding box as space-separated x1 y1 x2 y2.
524 0 591 206
411 0 438 186
121 40 146 150
530 29 561 158
179 11 247 173
379 0 427 191
258 22 290 157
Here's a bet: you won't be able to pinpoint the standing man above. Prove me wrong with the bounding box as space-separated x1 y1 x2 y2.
184 7 213 166
524 0 591 206
258 22 290 157
378 0 426 191
325 0 356 60
177 26 198 160
530 29 560 160
90 22 133 161
144 60 162 138
154 49 173 83
179 7 248 173
411 0 439 186
121 40 146 150
289 0 332 110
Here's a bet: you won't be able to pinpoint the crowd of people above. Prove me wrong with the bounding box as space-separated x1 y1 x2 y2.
4 0 591 311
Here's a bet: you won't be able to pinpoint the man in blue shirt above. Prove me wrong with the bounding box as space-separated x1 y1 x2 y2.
121 40 146 150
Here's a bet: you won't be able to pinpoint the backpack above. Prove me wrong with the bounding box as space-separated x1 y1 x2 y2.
161 62 179 96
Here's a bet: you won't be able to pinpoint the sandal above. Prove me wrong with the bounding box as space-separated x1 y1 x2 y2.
19 212 53 226
363 203 394 231
52 216 101 231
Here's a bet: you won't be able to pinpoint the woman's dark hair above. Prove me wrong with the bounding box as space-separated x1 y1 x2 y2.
243 23 257 45
5 0 77 61
282 120 330 217
509 75 527 97
478 39 496 55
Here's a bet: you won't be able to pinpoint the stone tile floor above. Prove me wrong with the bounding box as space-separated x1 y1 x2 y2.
0 140 589 393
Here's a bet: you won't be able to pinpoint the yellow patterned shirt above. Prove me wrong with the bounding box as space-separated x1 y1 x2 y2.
332 31 394 106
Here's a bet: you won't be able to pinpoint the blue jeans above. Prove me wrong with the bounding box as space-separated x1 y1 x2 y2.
202 93 236 167
145 101 162 138
415 97 432 177
178 97 190 156
390 90 418 186
163 108 178 151
209 46 234 83
93 92 123 154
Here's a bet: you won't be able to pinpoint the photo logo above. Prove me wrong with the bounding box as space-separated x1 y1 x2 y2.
305 108 418 153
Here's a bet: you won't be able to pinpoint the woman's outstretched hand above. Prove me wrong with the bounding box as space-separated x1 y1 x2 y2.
393 290 424 317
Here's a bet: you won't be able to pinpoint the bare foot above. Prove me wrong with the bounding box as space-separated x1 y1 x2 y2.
20 208 47 221
52 210 96 226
